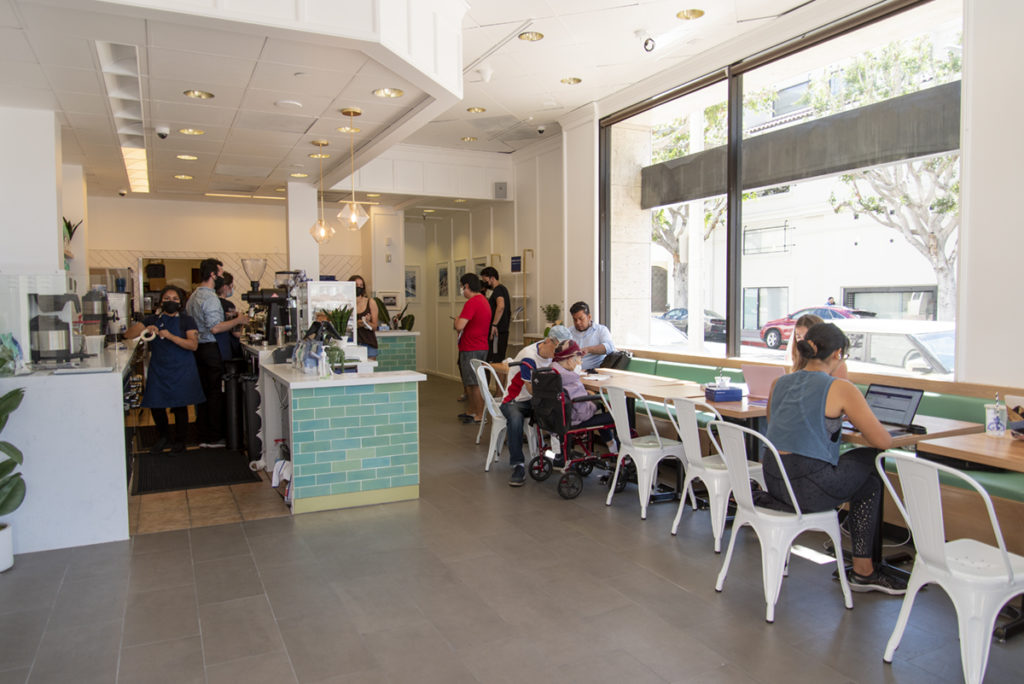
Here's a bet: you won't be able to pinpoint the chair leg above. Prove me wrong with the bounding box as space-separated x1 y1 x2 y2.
670 471 698 535
485 423 506 472
715 518 743 593
605 453 625 506
827 527 853 609
636 457 656 520
760 529 792 623
953 591 1004 684
704 476 731 554
883 571 926 663
475 411 487 444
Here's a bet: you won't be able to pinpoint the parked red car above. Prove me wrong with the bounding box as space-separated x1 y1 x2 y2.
758 306 873 349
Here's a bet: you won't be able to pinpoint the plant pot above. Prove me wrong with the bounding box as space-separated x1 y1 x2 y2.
0 524 12 572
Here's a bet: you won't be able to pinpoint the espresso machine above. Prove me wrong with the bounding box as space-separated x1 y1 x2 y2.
240 259 298 345
28 293 80 363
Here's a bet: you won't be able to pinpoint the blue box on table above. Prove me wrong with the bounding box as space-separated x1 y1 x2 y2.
705 386 743 402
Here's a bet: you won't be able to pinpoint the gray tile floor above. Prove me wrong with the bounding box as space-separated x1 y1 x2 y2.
2 376 1023 683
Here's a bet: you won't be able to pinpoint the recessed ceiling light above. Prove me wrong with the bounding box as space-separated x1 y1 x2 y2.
561 77 582 85
518 31 544 41
454 199 467 203
336 125 360 134
183 89 214 99
174 174 193 180
290 172 309 178
309 152 330 159
372 87 403 98
467 106 486 113
423 209 435 213
275 187 286 192
676 9 705 20
176 154 198 161
366 193 381 198
178 128 204 136
275 99 303 109
461 136 477 142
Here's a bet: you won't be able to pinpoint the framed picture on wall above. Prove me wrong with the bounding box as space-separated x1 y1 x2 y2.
437 262 449 298
454 259 466 285
405 265 420 300
473 255 487 273
379 292 399 308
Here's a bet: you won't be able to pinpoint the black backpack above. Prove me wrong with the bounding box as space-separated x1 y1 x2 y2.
600 350 633 370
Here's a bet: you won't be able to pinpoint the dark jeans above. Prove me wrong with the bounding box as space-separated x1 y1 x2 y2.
572 411 615 446
487 330 509 363
500 400 532 467
194 342 225 443
763 446 881 559
151 406 188 444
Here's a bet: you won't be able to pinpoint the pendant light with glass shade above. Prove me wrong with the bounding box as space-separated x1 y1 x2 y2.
309 140 335 244
337 107 369 230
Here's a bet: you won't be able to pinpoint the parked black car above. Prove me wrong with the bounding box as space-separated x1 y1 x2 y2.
659 308 727 342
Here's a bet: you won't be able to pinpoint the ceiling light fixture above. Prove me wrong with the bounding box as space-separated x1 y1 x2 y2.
275 187 286 192
204 192 286 201
337 107 369 231
274 99 303 109
336 125 360 134
518 31 544 41
183 89 214 99
309 152 330 159
366 193 381 198
454 199 467 204
461 136 477 142
174 174 193 180
290 172 309 178
178 128 204 135
423 209 435 213
467 106 486 113
309 140 335 244
676 9 705 20
561 77 582 85
372 87 403 98
96 41 149 193
176 154 198 161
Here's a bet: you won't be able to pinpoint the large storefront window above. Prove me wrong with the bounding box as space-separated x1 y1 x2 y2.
604 0 962 380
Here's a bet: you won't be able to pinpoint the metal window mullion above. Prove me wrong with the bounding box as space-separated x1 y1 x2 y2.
726 68 743 357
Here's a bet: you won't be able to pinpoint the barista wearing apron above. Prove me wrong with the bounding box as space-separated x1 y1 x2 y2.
126 286 205 454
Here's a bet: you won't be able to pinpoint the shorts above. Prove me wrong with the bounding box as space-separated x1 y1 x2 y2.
459 349 488 386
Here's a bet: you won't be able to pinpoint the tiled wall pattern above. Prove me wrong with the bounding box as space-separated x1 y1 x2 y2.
289 381 419 500
375 335 417 372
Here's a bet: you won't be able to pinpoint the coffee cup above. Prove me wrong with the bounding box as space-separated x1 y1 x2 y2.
714 375 729 389
985 403 1007 438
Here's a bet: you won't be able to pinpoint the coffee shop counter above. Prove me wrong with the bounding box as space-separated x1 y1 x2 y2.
0 339 142 554
259 363 425 514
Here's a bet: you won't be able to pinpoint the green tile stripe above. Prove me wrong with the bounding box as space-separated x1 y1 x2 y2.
375 335 417 372
290 381 419 500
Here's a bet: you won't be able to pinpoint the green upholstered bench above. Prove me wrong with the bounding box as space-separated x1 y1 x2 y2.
882 455 1024 504
625 357 657 375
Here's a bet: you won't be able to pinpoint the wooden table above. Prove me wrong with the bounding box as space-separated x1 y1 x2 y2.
843 415 983 449
582 369 767 420
916 431 1024 473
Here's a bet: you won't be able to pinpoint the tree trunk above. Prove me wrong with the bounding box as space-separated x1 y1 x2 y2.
935 263 956 321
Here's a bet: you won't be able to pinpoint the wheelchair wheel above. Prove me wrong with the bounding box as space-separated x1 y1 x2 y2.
605 459 633 493
557 471 584 499
528 456 552 482
573 460 594 477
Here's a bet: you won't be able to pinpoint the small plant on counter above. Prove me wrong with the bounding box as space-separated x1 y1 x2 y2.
62 217 82 243
319 306 353 340
390 304 415 331
0 388 26 516
373 297 390 329
541 303 561 325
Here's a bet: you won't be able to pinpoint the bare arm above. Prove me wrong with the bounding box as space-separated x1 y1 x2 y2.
454 317 468 332
124 321 146 339
212 314 249 334
828 379 893 449
157 327 199 352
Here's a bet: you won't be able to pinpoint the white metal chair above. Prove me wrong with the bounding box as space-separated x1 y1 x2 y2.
877 452 1024 684
476 362 536 471
602 385 685 519
469 358 496 444
711 421 852 623
666 398 766 552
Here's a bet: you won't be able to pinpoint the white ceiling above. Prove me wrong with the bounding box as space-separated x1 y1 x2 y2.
0 0 815 208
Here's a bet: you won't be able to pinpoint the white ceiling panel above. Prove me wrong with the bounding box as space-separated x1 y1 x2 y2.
147 20 266 60
260 37 367 71
147 78 246 110
233 109 315 134
249 61 359 95
147 47 256 85
0 86 56 108
0 59 46 88
225 127 303 148
27 33 94 68
0 27 34 61
239 88 335 117
54 91 108 115
42 65 104 95
0 1 18 28
149 100 237 127
463 0 552 27
17 4 146 44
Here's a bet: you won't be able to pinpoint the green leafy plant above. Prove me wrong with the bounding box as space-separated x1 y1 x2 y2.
62 216 82 242
373 297 390 329
400 314 415 331
319 306 352 339
541 303 561 325
390 304 415 331
0 388 26 516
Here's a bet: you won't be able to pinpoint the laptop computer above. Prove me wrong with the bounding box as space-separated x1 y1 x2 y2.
855 384 925 435
741 365 786 405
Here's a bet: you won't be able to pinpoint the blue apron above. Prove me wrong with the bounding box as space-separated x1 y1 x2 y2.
141 314 206 408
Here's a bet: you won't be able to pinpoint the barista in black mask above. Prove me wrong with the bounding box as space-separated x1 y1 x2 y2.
126 286 205 454
349 274 379 358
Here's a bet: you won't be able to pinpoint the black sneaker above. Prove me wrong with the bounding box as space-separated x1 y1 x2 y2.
508 464 526 487
848 568 907 595
169 441 185 454
149 437 168 455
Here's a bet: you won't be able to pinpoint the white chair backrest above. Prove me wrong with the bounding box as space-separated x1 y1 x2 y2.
666 398 722 467
710 420 803 517
877 452 1016 583
476 362 505 420
601 385 667 448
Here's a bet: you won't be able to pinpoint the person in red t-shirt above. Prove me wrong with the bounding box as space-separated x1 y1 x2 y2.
454 273 492 424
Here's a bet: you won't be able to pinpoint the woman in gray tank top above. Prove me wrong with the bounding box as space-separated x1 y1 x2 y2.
764 323 905 595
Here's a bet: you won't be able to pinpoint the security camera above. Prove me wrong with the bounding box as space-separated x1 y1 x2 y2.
155 125 169 139
118 189 127 197
537 125 546 135
643 37 656 52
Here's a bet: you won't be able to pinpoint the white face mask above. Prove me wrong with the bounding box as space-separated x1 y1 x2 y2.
573 365 585 375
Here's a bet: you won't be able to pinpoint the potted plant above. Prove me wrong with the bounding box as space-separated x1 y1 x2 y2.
0 388 25 572
319 306 353 341
541 303 561 337
62 216 82 247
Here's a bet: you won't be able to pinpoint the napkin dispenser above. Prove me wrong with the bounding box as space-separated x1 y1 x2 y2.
705 386 743 402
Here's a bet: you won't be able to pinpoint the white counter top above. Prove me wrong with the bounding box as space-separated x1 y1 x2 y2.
18 337 140 379
261 362 425 389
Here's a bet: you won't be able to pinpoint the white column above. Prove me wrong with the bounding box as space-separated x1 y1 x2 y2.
62 165 88 299
286 181 320 280
0 108 62 273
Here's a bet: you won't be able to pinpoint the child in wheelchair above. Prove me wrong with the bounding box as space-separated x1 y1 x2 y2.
527 341 619 498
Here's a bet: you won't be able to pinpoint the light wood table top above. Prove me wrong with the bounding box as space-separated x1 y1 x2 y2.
917 431 1024 473
842 415 983 449
582 369 767 420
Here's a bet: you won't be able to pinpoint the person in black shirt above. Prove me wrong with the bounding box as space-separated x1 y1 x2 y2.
480 267 510 362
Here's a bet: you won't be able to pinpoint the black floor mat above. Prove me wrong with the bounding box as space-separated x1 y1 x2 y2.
135 447 261 494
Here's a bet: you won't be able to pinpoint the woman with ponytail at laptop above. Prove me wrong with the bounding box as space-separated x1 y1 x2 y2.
765 322 905 595
790 313 848 379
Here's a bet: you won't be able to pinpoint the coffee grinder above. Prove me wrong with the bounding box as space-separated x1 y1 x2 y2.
28 293 80 363
240 259 290 345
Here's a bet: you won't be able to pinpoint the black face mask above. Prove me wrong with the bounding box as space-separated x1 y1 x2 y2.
355 286 366 297
161 301 180 314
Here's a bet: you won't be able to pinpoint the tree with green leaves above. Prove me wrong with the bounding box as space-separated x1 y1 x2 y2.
814 35 962 320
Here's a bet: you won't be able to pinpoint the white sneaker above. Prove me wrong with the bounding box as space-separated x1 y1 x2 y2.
199 439 226 449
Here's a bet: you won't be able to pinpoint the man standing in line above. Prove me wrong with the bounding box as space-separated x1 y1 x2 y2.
454 273 491 425
186 258 248 448
501 325 573 486
480 266 510 362
569 301 615 370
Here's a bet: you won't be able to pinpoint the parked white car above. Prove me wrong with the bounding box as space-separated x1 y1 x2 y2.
833 318 954 378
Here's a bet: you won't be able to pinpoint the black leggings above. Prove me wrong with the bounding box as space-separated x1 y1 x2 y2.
152 406 189 443
763 447 881 559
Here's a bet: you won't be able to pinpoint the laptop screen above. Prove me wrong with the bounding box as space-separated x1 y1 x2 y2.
863 384 924 427
741 365 785 400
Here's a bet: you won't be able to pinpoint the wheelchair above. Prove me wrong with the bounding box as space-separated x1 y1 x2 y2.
527 367 620 499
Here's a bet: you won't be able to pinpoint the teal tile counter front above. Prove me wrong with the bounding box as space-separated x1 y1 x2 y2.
375 331 419 372
261 365 426 514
